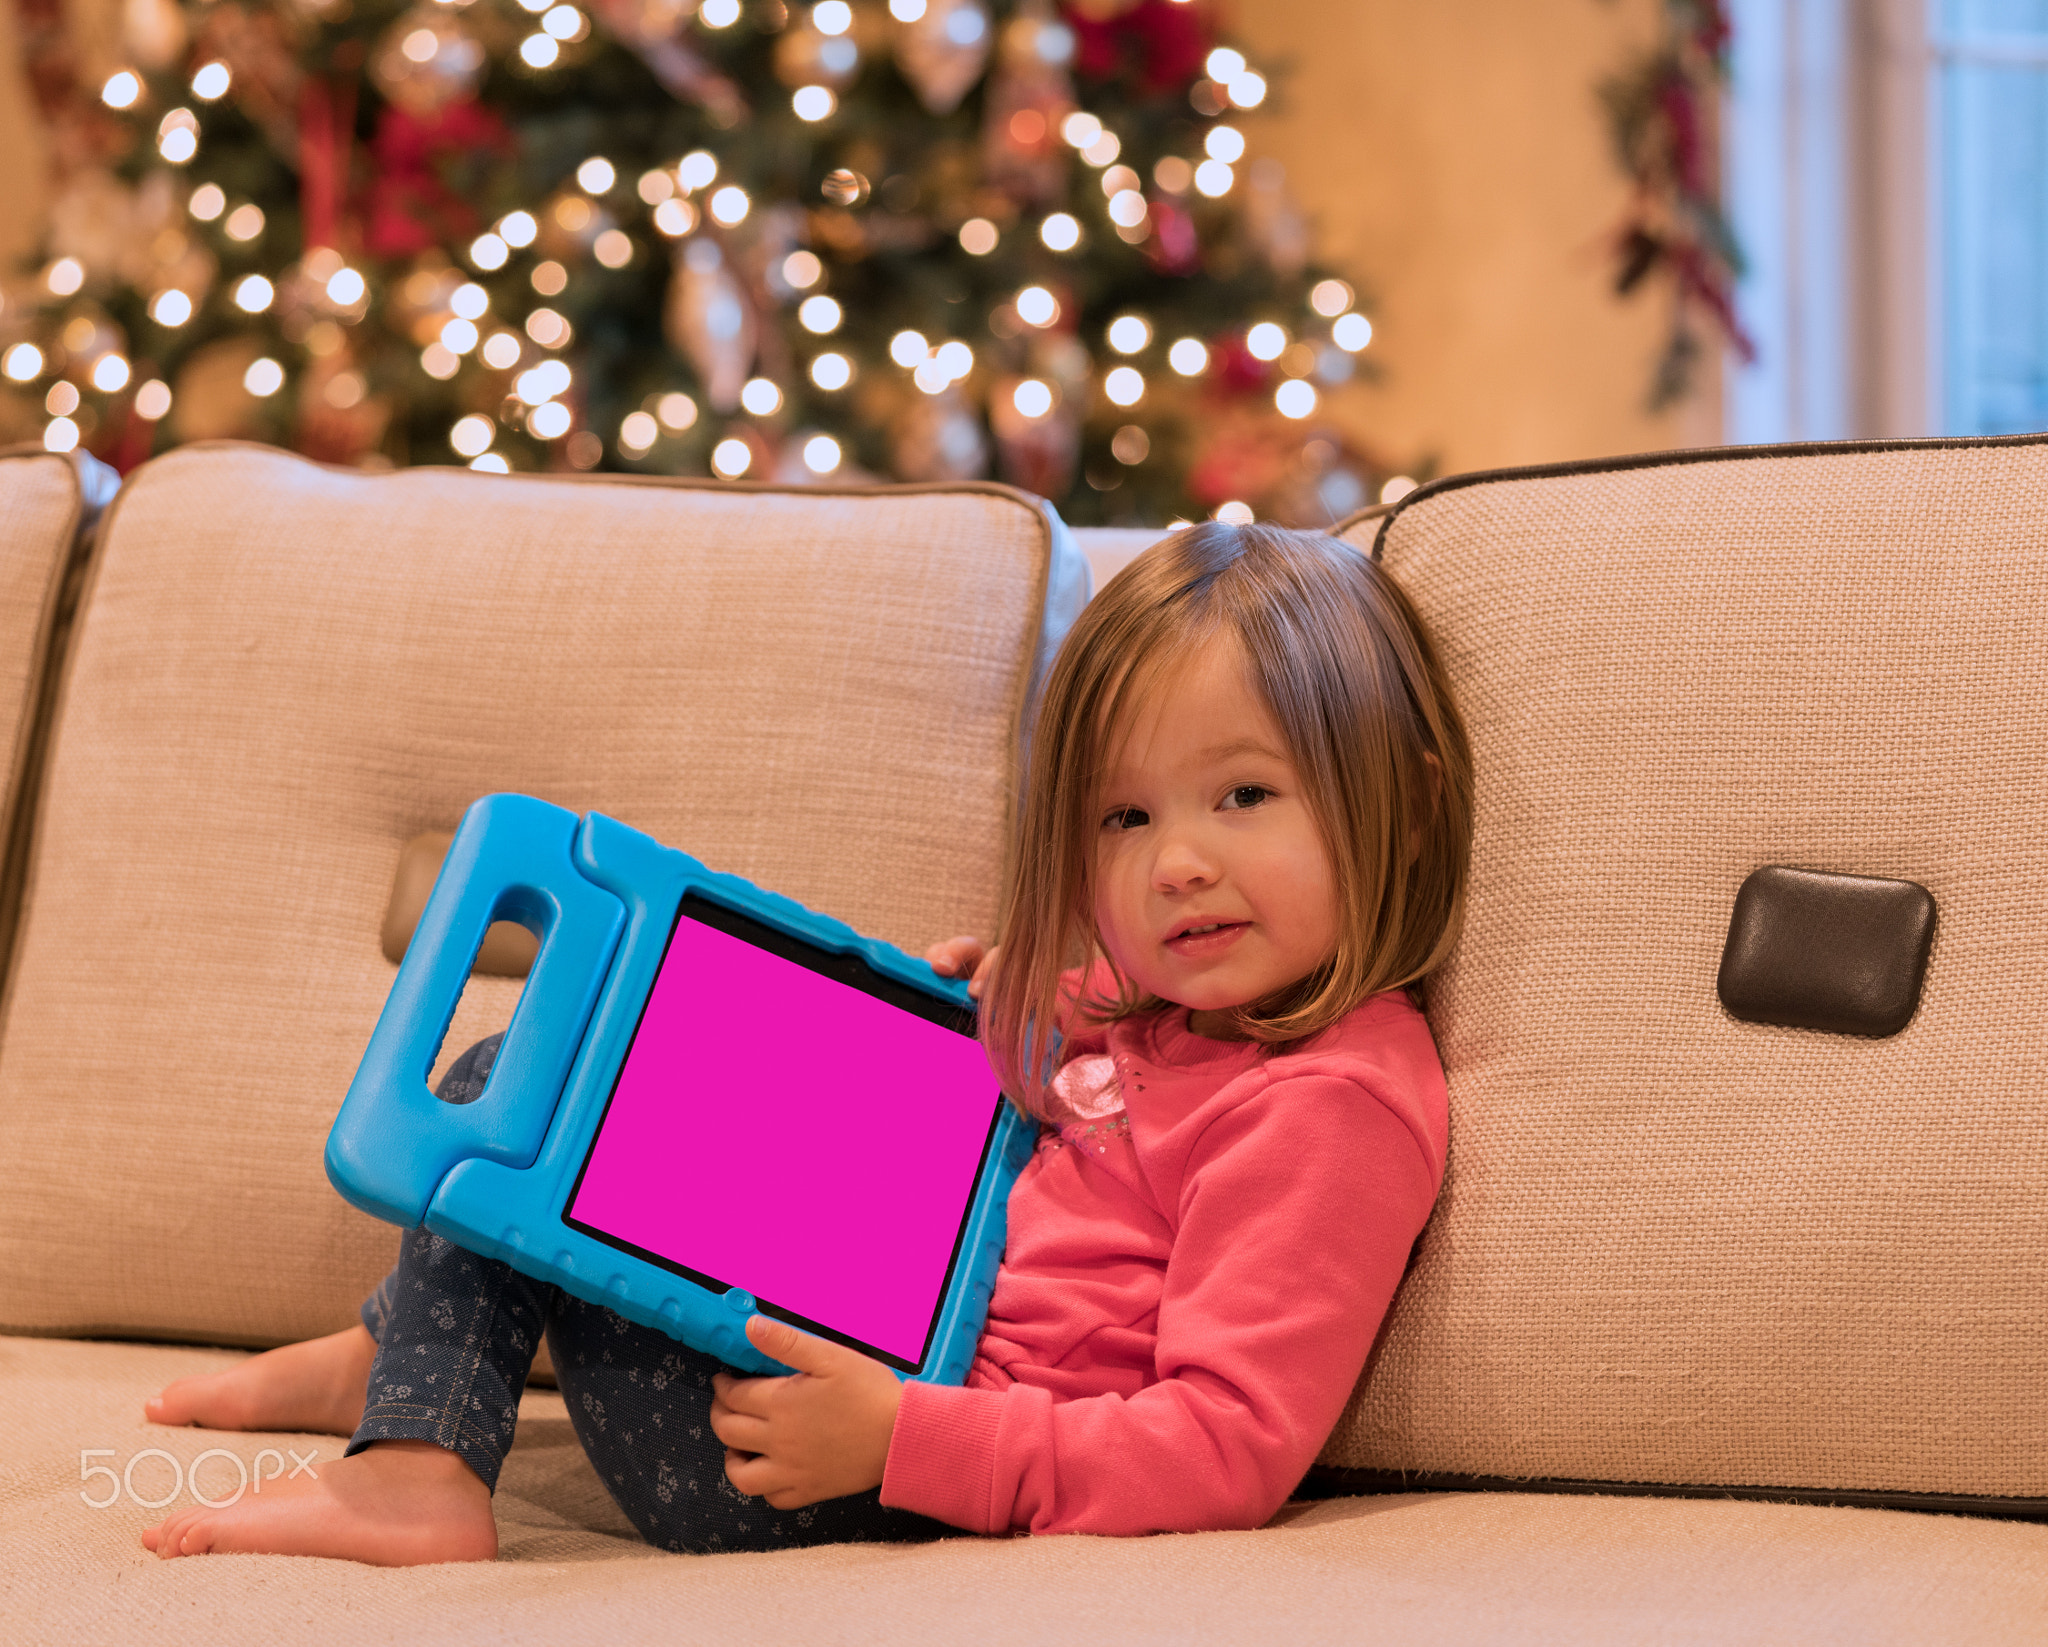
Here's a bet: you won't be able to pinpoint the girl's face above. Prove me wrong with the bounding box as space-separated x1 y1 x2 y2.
1092 634 1340 1039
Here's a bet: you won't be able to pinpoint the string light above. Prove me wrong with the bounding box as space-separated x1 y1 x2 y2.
782 251 823 288
44 418 79 453
700 0 740 26
888 0 925 18
913 356 949 393
814 0 852 32
594 230 634 268
500 211 538 247
1216 501 1254 524
102 70 141 108
135 380 172 420
1061 112 1102 148
657 393 698 429
1380 476 1418 505
521 35 559 67
1205 126 1245 163
677 151 718 192
192 61 231 100
1111 425 1149 464
1080 131 1120 167
802 434 842 474
1194 159 1233 197
158 110 199 164
1246 322 1286 360
244 358 284 397
638 169 675 204
529 401 572 438
1107 190 1146 228
799 296 842 333
619 410 659 453
450 415 495 457
532 260 568 295
470 233 509 269
2 344 43 381
711 436 752 475
1205 48 1245 81
482 330 523 369
577 157 616 193
451 283 489 318
421 344 461 379
1108 316 1150 354
708 186 749 225
740 377 782 415
935 340 973 380
470 454 511 473
189 184 226 221
542 6 586 40
233 274 274 312
441 318 479 353
44 382 78 416
653 199 697 236
958 218 998 255
224 204 264 241
327 267 367 305
1103 367 1144 406
793 85 835 121
46 258 84 296
526 308 572 347
1310 280 1353 317
149 290 193 326
1332 312 1374 351
1040 214 1080 252
810 352 852 390
889 329 929 367
1153 156 1192 194
1228 71 1266 108
90 354 130 392
1275 379 1316 419
1015 286 1058 327
1012 379 1053 418
1168 337 1208 375
516 359 573 403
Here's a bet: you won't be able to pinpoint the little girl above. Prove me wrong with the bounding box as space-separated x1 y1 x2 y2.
140 520 1472 1563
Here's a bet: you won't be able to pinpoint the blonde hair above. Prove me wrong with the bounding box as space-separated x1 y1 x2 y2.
983 521 1473 1117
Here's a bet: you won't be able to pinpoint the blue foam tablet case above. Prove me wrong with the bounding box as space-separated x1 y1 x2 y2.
326 793 1034 1382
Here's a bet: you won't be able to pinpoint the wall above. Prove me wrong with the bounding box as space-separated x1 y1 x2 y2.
1232 0 1726 480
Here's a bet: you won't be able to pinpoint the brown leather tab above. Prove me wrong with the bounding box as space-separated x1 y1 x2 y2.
380 830 539 978
1717 865 1936 1038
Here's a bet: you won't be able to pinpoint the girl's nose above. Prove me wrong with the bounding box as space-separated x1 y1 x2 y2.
1150 830 1219 892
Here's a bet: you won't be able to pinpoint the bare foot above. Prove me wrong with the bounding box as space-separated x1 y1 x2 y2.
140 1439 496 1565
146 1325 377 1437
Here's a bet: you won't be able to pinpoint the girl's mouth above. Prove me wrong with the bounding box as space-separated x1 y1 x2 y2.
1165 920 1248 956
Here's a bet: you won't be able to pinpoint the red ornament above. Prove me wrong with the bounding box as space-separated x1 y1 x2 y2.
1060 1 1207 94
361 99 513 259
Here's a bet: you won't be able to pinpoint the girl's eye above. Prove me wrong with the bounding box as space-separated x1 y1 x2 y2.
1102 806 1148 831
1221 785 1271 811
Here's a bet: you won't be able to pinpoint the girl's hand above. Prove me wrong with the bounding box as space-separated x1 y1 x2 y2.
709 1316 904 1509
925 936 999 999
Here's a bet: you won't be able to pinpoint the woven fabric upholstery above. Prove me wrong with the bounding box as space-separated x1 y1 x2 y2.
0 444 1084 1348
1323 440 2048 1499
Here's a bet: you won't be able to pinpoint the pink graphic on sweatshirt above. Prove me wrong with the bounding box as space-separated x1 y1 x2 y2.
567 911 1004 1364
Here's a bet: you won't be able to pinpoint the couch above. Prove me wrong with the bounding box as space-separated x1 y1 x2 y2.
0 437 2041 1644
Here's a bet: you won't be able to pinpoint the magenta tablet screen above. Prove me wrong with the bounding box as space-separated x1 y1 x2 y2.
562 895 1005 1371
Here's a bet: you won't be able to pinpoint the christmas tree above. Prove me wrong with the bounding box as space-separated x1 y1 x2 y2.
2 0 1390 526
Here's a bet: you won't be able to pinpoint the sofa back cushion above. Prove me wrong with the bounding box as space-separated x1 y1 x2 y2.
1324 438 2048 1503
0 443 1085 1348
0 448 112 965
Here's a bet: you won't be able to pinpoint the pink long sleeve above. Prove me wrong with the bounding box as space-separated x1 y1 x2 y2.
880 990 1446 1536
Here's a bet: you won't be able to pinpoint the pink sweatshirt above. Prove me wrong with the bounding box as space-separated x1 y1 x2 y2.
879 982 1448 1536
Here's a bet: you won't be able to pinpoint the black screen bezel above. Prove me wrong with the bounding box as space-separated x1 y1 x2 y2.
561 891 1003 1374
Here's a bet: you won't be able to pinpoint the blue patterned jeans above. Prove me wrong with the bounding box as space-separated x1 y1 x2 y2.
344 1035 957 1555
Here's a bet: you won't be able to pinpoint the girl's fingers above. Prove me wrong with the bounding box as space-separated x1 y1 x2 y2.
708 1403 771 1453
723 1447 787 1500
924 935 986 977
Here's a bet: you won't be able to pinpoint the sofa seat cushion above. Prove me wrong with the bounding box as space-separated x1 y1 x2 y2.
0 446 1086 1352
3 1335 2044 1645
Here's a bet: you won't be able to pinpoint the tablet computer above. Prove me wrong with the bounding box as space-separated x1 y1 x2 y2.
561 892 1007 1373
326 794 1034 1383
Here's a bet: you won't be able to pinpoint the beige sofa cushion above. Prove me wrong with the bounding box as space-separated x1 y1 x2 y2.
0 446 114 964
0 443 1086 1350
4 1335 2045 1645
1324 439 2048 1504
